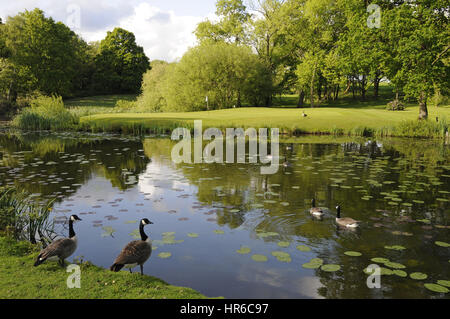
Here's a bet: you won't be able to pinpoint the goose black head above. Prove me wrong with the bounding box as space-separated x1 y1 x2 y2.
70 215 82 222
141 218 153 225
311 199 316 206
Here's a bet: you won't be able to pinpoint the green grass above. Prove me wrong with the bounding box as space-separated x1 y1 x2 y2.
79 104 450 137
0 236 210 299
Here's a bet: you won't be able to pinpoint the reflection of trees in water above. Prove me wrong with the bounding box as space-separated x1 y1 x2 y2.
0 132 150 202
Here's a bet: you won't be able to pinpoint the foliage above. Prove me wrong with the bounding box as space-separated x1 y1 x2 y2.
140 42 271 112
92 28 150 94
0 187 55 244
12 95 78 130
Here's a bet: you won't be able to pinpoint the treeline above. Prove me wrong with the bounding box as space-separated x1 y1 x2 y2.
139 0 448 118
0 9 149 110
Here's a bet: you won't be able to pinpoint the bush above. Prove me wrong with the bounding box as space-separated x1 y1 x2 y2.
135 61 171 112
386 99 405 111
12 95 78 130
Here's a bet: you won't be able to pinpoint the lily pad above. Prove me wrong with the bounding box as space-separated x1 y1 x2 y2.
296 245 311 252
251 254 268 262
187 233 199 238
384 245 406 251
410 272 428 280
371 257 389 264
101 226 116 237
236 246 251 255
435 241 450 247
344 251 362 257
437 280 450 288
321 264 341 272
384 261 406 269
128 229 140 239
393 270 407 277
302 257 323 269
271 251 292 262
157 252 172 259
213 230 225 234
277 241 290 248
424 283 449 293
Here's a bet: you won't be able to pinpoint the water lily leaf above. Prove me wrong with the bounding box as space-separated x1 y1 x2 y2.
251 254 268 262
344 251 362 257
157 252 172 259
101 226 115 237
257 231 279 238
410 272 428 280
129 229 140 239
277 241 290 248
435 241 450 247
321 264 341 272
236 246 251 254
437 280 450 288
384 245 406 251
271 251 291 262
162 231 176 237
187 233 199 238
296 245 311 252
213 230 225 235
371 257 389 264
424 283 449 293
393 270 407 277
302 262 321 269
384 261 406 269
124 220 137 224
380 267 394 275
230 209 240 213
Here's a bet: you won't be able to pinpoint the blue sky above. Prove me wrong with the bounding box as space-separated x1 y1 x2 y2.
1 0 219 61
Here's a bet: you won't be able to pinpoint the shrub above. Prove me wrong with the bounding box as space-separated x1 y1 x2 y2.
386 99 405 111
12 95 78 130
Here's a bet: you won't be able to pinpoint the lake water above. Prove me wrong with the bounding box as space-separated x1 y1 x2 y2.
0 131 449 298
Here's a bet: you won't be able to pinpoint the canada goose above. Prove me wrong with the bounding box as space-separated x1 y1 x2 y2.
335 205 359 228
302 111 307 117
34 214 82 267
309 199 324 217
110 218 153 275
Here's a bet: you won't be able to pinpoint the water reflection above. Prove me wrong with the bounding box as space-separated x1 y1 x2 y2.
0 131 449 298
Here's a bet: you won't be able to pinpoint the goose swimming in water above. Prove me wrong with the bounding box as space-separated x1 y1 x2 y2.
335 205 359 228
34 215 82 267
309 199 324 217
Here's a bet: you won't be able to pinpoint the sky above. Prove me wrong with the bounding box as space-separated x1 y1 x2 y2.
0 0 219 62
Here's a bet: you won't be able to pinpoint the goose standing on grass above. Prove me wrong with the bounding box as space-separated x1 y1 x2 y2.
110 218 153 275
34 215 82 267
335 205 359 228
309 199 324 217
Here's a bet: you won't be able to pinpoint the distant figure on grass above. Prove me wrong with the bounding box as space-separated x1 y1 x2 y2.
302 111 307 118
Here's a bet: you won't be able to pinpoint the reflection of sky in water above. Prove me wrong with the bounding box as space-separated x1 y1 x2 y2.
1 133 449 298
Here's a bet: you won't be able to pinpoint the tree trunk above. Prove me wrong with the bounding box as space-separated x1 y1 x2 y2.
418 92 428 120
373 72 380 99
361 75 367 100
310 63 316 108
297 90 305 108
236 90 241 107
334 85 339 100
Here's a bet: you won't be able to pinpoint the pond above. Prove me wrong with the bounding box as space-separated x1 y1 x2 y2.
0 130 449 298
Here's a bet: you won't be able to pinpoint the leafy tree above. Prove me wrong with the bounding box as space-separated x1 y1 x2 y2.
3 9 88 98
383 0 449 119
92 28 150 94
163 43 270 111
195 0 250 44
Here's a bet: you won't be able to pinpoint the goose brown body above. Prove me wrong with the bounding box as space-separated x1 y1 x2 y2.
110 218 153 275
34 215 81 267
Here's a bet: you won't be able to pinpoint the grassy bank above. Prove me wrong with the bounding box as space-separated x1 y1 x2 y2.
0 236 209 298
79 105 450 138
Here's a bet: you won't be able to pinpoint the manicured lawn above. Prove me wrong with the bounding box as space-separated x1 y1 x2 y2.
0 237 210 299
80 105 450 134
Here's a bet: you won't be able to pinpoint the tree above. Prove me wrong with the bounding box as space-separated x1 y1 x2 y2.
383 0 449 119
195 0 250 44
161 42 270 111
3 9 88 98
92 28 150 94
